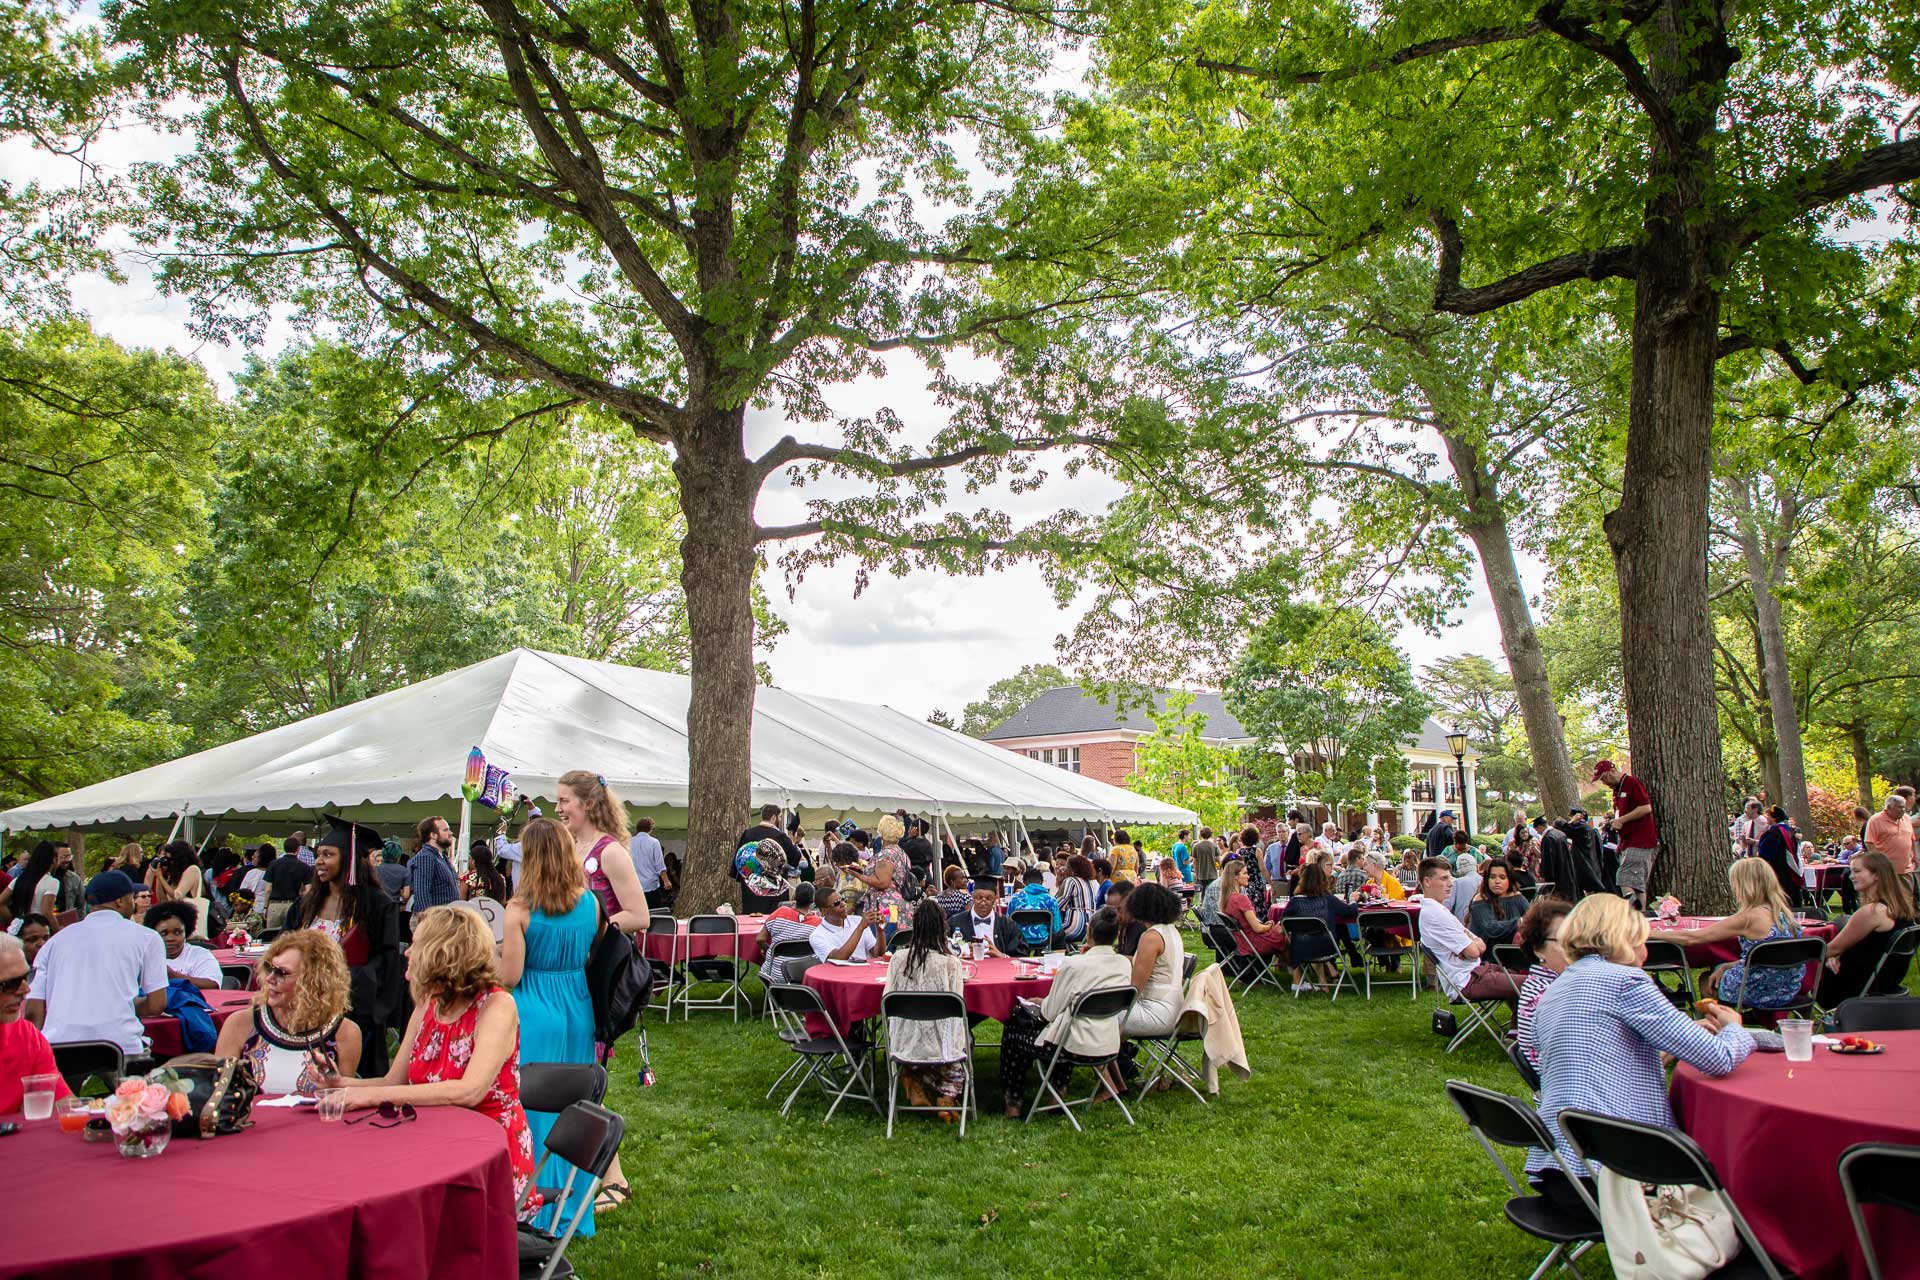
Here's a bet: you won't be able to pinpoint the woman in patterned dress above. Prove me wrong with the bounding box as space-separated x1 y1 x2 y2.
1646 856 1805 1010
322 905 537 1208
849 813 911 937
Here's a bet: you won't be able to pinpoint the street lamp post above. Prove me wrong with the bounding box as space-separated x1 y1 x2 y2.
1445 728 1470 834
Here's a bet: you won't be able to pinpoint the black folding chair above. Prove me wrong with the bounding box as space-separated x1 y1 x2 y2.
220 963 255 990
1200 921 1264 994
1424 946 1516 1054
643 916 678 1015
50 1040 124 1093
879 990 975 1138
520 1062 609 1114
762 982 878 1122
886 930 915 954
1133 955 1208 1106
515 1101 625 1280
1444 1081 1600 1280
1730 935 1826 1022
1839 1142 1920 1280
1279 916 1358 1000
1559 1109 1786 1280
1009 909 1055 954
759 938 816 1016
680 914 743 1021
1642 938 1697 1009
1224 917 1288 994
1492 942 1531 974
1358 908 1419 1000
1862 925 1920 998
1024 985 1137 1131
1504 1037 1542 1095
1519 883 1540 902
1834 995 1920 1032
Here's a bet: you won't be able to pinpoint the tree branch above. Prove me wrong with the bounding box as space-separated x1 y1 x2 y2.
1430 211 1636 315
1194 21 1547 86
1724 138 1920 250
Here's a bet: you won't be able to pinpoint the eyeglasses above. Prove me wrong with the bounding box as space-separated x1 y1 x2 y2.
0 972 29 995
347 1101 417 1128
261 962 295 984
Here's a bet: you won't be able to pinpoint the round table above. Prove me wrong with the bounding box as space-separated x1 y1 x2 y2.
643 915 766 966
143 989 255 1059
804 956 1054 1031
1672 1028 1920 1280
1658 916 1836 969
0 1104 518 1280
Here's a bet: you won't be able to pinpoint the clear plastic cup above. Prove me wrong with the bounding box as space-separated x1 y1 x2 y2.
316 1088 347 1122
21 1073 58 1121
1780 1018 1814 1062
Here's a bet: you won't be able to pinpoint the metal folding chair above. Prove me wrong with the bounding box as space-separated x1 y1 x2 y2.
1008 908 1055 954
644 915 678 1015
760 938 816 1016
1834 995 1920 1032
1839 1142 1920 1280
1504 1037 1541 1096
1861 925 1920 998
514 1101 625 1280
50 1040 125 1092
520 1062 610 1113
1731 934 1827 1022
1358 908 1419 1000
1445 1081 1601 1280
1279 916 1358 1000
879 990 975 1138
1224 917 1288 994
679 914 743 1021
1559 1109 1786 1280
1024 985 1137 1132
1424 946 1516 1054
762 982 879 1122
1641 938 1696 1009
219 963 255 990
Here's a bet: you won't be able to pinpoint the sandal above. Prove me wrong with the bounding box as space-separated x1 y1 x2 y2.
593 1183 631 1214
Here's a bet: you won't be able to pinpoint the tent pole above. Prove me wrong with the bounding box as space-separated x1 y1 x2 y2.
454 799 473 875
164 811 186 847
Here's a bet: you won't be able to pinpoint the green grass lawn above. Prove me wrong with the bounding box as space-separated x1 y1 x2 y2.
573 934 1587 1280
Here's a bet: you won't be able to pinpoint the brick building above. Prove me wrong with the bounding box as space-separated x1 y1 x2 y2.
982 685 1481 835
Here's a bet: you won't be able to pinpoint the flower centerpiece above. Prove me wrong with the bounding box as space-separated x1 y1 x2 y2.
106 1071 192 1158
1654 894 1682 923
1353 880 1385 904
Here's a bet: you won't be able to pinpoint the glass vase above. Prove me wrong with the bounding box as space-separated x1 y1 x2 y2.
114 1118 172 1158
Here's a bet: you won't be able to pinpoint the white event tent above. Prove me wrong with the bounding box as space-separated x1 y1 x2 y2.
0 648 1194 838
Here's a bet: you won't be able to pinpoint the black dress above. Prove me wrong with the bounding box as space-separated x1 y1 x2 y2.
1815 914 1915 1007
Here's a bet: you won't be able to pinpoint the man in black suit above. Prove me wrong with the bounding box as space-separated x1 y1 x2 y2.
1424 810 1457 859
947 883 1023 957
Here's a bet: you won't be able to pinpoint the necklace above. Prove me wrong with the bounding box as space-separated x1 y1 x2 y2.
257 1002 344 1051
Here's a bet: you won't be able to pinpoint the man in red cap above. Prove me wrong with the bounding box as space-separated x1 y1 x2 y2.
1593 760 1656 906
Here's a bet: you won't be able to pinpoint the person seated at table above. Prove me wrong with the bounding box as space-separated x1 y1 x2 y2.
24 871 167 1058
758 883 825 981
321 906 536 1207
1466 862 1528 945
11 913 51 973
947 883 1020 958
1091 858 1115 910
1393 847 1420 889
810 888 883 963
1362 852 1406 901
283 819 405 1075
1526 895 1752 1221
1446 848 1482 922
1512 897 1574 1068
1279 862 1361 991
1647 857 1804 1010
883 900 969 1119
1333 846 1370 899
1219 860 1286 958
1057 855 1097 947
1194 871 1224 929
215 929 362 1095
934 865 972 920
1155 857 1185 890
1815 850 1915 1007
1105 880 1148 956
0 932 68 1114
1503 845 1539 893
997 907 1132 1118
1123 883 1185 1035
1007 867 1063 952
1416 858 1527 1004
143 901 222 989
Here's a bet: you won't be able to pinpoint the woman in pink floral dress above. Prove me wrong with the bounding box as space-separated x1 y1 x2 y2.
322 905 537 1206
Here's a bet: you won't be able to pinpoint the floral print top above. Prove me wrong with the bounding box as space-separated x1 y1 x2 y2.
861 844 911 926
407 986 537 1208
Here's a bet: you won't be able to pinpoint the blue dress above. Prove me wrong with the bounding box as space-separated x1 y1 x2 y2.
517 893 600 1236
1716 914 1804 1009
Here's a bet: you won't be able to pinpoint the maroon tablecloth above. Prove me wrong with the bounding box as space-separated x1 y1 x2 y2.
643 915 766 965
1658 916 1835 969
1357 901 1424 942
0 1104 517 1280
143 989 255 1059
1672 1028 1920 1280
804 956 1054 1031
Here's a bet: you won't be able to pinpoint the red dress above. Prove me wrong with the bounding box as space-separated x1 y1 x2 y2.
407 987 537 1207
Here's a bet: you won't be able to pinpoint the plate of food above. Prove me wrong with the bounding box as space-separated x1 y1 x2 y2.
1829 1035 1885 1055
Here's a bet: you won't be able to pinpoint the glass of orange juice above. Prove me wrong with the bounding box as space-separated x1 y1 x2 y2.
55 1096 91 1133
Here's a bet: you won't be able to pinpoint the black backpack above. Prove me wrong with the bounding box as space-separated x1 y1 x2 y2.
585 905 653 1051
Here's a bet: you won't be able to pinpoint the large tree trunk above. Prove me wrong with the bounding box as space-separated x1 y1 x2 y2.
1438 428 1582 821
671 406 760 917
1603 155 1730 910
1847 718 1875 808
1725 480 1814 836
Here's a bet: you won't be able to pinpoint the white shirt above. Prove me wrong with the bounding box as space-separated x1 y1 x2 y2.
491 834 522 890
165 940 224 986
961 910 996 942
628 831 668 892
238 867 268 902
1418 897 1481 997
29 909 168 1054
809 915 875 963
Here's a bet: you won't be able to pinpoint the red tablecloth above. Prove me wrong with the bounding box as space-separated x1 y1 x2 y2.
804 956 1054 1031
1658 916 1835 969
1802 863 1850 894
1356 901 1424 942
0 1104 517 1280
143 989 255 1059
1672 1028 1920 1280
643 915 766 965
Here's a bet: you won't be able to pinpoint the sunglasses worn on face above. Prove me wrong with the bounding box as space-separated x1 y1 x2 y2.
262 962 295 984
348 1102 417 1129
0 972 28 995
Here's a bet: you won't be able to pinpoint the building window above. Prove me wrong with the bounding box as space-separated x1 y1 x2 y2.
1062 747 1080 774
1023 747 1080 773
1443 771 1462 801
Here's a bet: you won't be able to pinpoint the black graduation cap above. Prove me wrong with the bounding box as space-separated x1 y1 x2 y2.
315 816 385 885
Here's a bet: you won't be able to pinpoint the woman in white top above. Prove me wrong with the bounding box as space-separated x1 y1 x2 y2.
881 900 968 1117
214 929 362 1094
1121 882 1186 1037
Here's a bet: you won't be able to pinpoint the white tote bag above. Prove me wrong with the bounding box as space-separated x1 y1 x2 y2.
1597 1168 1742 1280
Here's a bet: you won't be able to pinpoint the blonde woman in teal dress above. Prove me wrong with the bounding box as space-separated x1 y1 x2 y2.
500 818 602 1236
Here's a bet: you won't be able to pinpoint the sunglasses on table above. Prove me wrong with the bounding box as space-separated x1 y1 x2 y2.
347 1102 417 1129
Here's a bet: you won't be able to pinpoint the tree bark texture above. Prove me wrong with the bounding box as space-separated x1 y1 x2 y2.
1848 718 1875 808
1725 479 1814 837
671 406 760 917
1437 428 1582 821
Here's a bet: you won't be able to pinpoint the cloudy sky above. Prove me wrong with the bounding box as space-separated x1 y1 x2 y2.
6 94 1518 727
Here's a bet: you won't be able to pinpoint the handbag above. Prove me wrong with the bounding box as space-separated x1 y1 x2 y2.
1597 1168 1741 1279
160 1054 260 1138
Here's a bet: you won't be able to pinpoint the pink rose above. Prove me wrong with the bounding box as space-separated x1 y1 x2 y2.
140 1084 173 1115
115 1079 146 1099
